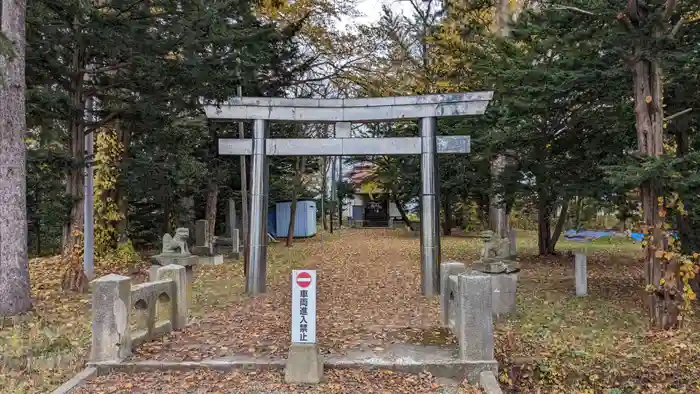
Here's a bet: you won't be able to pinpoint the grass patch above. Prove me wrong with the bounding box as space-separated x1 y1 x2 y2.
476 231 699 393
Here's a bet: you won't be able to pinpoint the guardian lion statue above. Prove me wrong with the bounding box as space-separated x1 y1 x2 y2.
162 228 190 255
479 230 510 261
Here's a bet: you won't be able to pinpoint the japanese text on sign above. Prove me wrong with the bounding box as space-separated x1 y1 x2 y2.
291 270 316 343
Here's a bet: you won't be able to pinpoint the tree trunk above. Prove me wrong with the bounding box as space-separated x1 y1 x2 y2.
537 198 553 256
62 17 87 251
116 124 131 245
205 125 220 246
548 199 570 254
573 196 582 229
287 191 298 247
0 0 32 315
163 194 172 236
338 195 343 228
442 193 452 236
205 181 218 246
286 157 306 247
392 193 414 231
632 56 678 329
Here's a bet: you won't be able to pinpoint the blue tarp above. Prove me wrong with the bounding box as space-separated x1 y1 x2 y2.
564 229 675 243
629 232 644 242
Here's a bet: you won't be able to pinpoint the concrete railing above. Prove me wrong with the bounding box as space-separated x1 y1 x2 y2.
89 264 188 363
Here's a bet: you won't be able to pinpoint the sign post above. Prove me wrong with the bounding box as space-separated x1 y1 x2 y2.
285 270 323 383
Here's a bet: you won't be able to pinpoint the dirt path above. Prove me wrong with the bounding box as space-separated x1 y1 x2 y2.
132 229 453 361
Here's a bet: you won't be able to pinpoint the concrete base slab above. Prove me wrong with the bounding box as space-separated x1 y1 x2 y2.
284 343 323 384
89 355 285 375
198 255 224 265
326 344 496 383
86 344 496 385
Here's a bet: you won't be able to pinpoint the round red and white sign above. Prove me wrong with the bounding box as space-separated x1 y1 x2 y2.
296 272 312 288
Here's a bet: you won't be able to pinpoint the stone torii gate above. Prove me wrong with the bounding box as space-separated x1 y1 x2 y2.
204 92 493 296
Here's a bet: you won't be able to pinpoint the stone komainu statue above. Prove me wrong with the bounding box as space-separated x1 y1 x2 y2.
162 228 190 254
479 230 510 260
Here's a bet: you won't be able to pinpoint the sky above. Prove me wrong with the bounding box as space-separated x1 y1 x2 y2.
330 0 418 186
337 0 415 30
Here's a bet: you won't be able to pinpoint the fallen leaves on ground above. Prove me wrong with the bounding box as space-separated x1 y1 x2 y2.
490 241 700 393
133 229 455 361
8 229 700 394
75 369 481 394
0 256 150 393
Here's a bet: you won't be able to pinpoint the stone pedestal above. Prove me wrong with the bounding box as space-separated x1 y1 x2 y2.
473 259 519 320
192 219 225 264
198 255 224 265
284 343 323 384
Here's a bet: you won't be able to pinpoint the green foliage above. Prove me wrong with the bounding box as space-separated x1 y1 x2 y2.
26 130 72 256
93 126 124 257
24 0 309 250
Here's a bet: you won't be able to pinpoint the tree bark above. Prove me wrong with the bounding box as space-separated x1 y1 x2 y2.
163 193 172 236
392 192 414 231
205 181 218 245
632 56 678 329
442 193 452 236
116 123 131 245
338 193 343 228
286 156 306 247
537 197 553 256
62 18 87 251
205 126 220 246
548 199 570 254
0 0 32 315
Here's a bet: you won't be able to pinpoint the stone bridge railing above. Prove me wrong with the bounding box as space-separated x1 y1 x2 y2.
89 264 188 363
439 262 496 364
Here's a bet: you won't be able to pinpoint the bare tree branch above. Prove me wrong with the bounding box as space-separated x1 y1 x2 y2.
662 0 679 20
549 5 596 15
664 108 692 122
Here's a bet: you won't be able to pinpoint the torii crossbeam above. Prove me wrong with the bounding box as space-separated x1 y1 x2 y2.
204 92 494 296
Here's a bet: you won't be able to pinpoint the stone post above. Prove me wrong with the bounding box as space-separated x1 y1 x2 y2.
439 261 466 326
157 264 188 329
456 272 494 361
575 252 587 297
90 274 131 362
194 219 208 248
508 228 517 257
